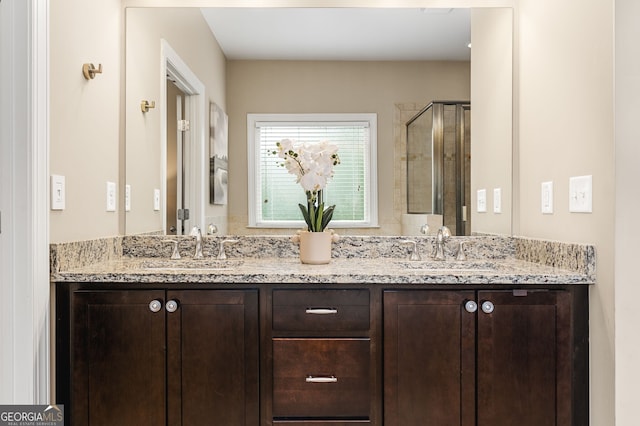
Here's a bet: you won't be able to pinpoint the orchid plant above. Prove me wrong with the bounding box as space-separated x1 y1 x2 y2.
274 139 341 232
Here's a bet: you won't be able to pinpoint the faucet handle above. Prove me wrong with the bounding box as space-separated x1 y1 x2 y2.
455 240 468 261
218 239 239 260
189 226 202 237
401 240 421 261
161 239 181 260
437 226 451 241
420 224 429 235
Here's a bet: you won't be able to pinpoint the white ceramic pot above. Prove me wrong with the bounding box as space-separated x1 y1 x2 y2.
298 231 333 264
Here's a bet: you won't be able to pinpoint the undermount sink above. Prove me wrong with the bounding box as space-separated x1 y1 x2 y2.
393 260 498 273
140 258 244 271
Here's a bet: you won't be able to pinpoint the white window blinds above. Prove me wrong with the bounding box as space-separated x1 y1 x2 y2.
248 113 378 228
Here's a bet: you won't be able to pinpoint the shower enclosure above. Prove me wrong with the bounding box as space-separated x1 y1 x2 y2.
406 101 471 236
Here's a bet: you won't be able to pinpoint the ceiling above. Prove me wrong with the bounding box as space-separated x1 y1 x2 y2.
200 8 471 62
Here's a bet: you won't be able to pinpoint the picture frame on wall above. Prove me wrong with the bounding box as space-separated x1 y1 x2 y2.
210 102 228 205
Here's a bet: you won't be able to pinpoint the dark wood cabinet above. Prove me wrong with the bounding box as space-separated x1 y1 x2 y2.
69 290 167 426
57 287 259 426
57 283 587 426
476 290 572 426
383 290 475 426
384 289 587 426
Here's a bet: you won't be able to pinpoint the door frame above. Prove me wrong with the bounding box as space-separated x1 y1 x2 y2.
160 40 206 234
0 0 50 403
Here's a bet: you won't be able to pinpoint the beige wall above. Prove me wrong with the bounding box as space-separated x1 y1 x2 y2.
615 0 640 424
124 8 227 235
226 60 470 235
516 0 615 424
50 0 122 242
470 8 512 235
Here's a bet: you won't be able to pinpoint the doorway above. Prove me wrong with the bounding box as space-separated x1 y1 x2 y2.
166 80 187 235
160 40 206 235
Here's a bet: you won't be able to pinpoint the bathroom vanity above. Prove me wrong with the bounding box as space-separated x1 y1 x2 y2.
52 236 593 426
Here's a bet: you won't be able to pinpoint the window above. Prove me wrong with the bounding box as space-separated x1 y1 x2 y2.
248 113 378 228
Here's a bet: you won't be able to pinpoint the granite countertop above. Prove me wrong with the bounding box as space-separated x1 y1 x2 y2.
49 235 596 285
50 256 593 285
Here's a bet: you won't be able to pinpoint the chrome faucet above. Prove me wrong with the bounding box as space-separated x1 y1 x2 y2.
433 226 451 261
217 239 239 260
189 226 204 259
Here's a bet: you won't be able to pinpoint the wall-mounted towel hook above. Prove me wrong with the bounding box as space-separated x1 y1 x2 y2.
82 63 102 80
141 100 156 113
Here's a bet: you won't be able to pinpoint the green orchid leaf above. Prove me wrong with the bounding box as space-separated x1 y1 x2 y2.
308 202 317 232
321 205 336 231
298 204 313 231
315 202 325 231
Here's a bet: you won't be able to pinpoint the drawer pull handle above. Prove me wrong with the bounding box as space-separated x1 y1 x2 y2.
305 308 338 315
306 375 338 383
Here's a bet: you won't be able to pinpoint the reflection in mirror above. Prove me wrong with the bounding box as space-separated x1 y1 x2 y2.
125 7 512 237
407 101 471 236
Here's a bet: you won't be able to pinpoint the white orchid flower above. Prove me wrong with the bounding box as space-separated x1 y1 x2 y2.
274 139 341 232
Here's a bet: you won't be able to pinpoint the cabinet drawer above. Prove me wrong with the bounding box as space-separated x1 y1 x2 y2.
273 289 370 332
273 338 371 418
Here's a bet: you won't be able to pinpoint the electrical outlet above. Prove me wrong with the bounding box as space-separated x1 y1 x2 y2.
51 175 66 210
154 189 161 211
541 181 553 214
493 188 502 213
569 175 592 213
125 184 131 212
106 181 116 212
477 189 487 213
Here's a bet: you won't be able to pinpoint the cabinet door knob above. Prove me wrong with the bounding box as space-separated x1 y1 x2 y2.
481 301 495 314
464 300 478 313
149 300 162 313
166 300 179 313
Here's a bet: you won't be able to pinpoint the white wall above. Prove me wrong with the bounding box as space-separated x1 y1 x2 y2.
516 0 615 424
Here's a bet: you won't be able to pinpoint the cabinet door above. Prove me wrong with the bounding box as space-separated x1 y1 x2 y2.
477 290 571 426
167 290 259 426
383 290 476 426
71 290 167 426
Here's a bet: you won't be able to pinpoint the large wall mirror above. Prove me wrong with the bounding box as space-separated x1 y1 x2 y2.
125 7 512 237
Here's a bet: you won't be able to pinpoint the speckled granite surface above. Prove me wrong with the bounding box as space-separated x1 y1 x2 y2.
50 235 595 285
50 237 122 273
514 236 596 278
122 234 515 260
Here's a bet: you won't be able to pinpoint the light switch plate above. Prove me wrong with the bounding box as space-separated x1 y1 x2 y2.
125 184 131 212
541 181 553 214
106 181 116 212
477 189 487 213
51 175 65 210
493 188 502 213
153 189 161 211
569 175 592 213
